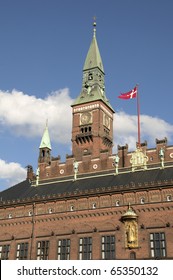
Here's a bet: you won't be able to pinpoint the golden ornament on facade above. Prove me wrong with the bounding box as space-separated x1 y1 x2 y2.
121 204 138 249
130 147 148 171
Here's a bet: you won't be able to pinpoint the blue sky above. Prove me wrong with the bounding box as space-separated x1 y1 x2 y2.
0 0 173 191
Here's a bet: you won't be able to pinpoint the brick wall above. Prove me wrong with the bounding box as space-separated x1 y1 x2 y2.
0 188 173 260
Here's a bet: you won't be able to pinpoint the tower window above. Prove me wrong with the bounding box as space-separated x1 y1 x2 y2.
42 150 45 157
80 126 92 134
88 73 93 80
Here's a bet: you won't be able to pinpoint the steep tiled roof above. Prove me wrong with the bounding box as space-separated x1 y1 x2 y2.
0 166 173 204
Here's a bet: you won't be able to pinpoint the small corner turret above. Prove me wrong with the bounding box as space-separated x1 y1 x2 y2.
38 121 52 165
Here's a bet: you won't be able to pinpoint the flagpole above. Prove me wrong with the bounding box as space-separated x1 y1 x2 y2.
118 85 141 147
136 84 141 147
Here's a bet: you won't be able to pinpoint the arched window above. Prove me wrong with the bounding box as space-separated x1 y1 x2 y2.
88 73 93 80
42 150 45 157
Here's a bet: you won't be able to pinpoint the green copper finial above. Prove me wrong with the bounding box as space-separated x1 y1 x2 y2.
46 118 48 127
93 16 96 37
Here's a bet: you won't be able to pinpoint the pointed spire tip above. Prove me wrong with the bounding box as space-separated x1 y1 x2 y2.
93 16 96 37
46 118 48 128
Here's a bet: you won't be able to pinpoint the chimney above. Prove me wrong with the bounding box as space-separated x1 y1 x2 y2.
26 165 34 181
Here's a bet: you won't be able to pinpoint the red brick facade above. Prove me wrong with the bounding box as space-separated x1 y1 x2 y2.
0 189 173 259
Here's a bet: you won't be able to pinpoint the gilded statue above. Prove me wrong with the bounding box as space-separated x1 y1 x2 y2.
126 224 135 243
125 221 138 248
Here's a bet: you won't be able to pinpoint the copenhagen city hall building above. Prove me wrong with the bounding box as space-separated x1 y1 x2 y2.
0 23 173 260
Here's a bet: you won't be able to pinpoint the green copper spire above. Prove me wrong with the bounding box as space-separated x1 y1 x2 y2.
72 20 113 111
83 20 104 73
39 121 52 150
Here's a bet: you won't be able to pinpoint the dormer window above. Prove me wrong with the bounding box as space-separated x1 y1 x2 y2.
48 208 53 214
92 203 96 209
166 195 172 201
115 200 120 206
28 211 32 216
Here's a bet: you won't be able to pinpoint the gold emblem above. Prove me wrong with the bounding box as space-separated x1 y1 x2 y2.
130 147 148 171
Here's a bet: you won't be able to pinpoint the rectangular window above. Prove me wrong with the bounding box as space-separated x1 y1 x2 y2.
79 237 92 260
57 239 70 260
0 244 10 260
150 232 166 259
101 235 115 259
36 240 49 260
16 242 29 260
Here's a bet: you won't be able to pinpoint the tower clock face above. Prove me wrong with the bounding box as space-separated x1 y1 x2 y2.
104 114 110 128
80 112 92 125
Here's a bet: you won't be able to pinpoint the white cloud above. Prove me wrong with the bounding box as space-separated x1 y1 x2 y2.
114 111 173 151
141 114 173 140
0 159 26 189
0 88 74 143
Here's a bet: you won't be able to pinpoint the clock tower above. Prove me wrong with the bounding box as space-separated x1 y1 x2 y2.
71 21 115 161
